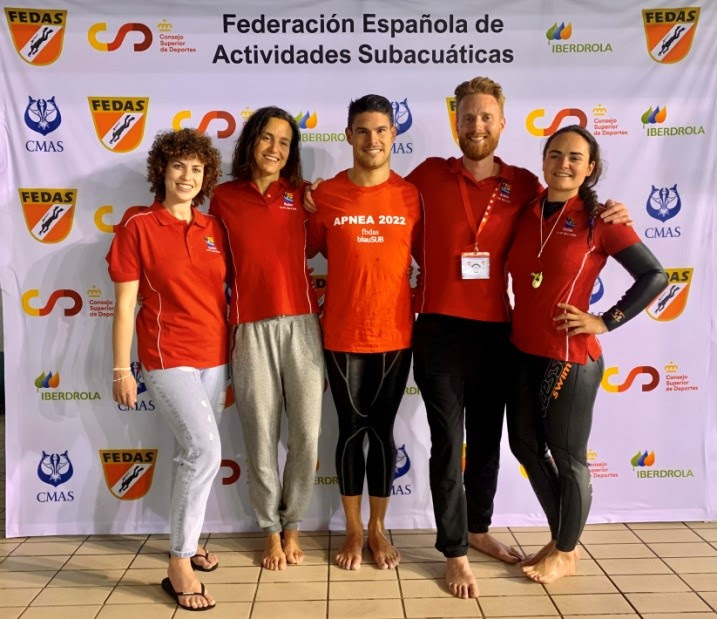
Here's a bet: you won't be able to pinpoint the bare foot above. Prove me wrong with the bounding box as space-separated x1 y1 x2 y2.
336 532 363 570
445 556 479 599
367 530 400 569
468 531 523 564
282 529 305 565
191 545 219 571
521 540 556 568
522 547 580 583
262 533 287 570
167 558 215 610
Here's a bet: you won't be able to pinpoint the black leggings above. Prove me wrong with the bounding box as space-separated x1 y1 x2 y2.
325 348 412 497
507 347 604 552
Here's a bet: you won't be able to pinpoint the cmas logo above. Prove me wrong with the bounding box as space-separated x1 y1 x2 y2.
36 450 75 502
19 188 76 243
294 110 345 143
391 443 412 496
34 368 101 401
642 8 700 64
390 98 414 155
545 20 613 54
641 105 705 138
87 97 149 153
631 449 694 479
24 95 64 153
645 268 693 321
645 184 681 239
3 8 67 66
99 449 158 500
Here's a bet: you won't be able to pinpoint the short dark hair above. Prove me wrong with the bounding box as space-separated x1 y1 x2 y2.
229 106 303 187
347 94 394 129
146 128 221 205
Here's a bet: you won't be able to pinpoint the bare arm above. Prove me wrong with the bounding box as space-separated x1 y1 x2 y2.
112 280 139 408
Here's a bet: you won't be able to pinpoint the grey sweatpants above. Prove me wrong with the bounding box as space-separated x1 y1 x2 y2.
232 313 324 533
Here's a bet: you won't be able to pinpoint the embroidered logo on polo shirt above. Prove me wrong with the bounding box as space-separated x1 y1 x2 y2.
557 216 577 237
499 182 511 198
204 236 220 253
280 192 297 211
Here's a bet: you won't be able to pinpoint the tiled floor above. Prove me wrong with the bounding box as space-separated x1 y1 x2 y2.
2 419 716 617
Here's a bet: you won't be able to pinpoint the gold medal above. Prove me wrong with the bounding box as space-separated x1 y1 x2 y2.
531 272 543 288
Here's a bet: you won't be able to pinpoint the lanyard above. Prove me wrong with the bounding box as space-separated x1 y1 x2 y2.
458 174 497 251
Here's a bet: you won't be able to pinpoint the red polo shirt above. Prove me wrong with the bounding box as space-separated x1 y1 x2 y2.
307 170 421 353
407 157 540 322
106 201 229 371
209 178 318 325
507 191 641 364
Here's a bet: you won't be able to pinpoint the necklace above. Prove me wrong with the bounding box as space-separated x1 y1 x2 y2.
533 198 568 288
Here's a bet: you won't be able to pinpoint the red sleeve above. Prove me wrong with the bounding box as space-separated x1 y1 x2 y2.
598 219 641 256
106 217 142 283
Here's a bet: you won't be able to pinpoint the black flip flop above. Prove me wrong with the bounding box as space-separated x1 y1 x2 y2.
161 577 216 611
190 546 219 572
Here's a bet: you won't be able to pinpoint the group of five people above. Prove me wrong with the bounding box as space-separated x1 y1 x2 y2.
108 75 667 610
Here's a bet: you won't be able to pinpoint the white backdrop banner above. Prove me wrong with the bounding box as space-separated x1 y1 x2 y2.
1 1 715 537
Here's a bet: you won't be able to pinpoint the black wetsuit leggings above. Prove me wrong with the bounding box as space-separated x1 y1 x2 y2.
507 347 604 552
325 348 412 497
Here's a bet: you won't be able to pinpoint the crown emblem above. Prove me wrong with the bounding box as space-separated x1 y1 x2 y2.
87 285 101 298
664 361 678 373
592 104 607 116
157 19 172 32
240 107 254 124
587 449 597 461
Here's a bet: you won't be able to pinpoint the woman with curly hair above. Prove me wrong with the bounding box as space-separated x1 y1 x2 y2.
107 128 228 610
506 125 667 584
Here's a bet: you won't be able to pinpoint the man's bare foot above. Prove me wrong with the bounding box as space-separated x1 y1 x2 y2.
282 529 305 565
336 532 363 570
522 547 580 583
468 532 523 564
367 530 400 569
521 540 556 568
445 556 479 599
262 533 287 570
167 558 215 609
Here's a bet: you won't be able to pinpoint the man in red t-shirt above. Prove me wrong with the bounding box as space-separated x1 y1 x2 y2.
407 77 630 599
308 95 421 573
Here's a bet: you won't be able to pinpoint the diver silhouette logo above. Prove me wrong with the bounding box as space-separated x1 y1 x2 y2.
4 8 68 66
38 451 73 486
646 184 681 222
642 8 700 64
24 95 62 135
88 97 149 153
99 449 158 500
19 187 76 243
646 268 693 321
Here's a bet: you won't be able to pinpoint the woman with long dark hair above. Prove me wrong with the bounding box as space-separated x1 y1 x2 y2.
506 125 668 583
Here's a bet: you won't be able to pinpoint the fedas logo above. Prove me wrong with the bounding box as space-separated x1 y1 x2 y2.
645 268 693 321
631 449 694 479
642 7 700 64
23 95 64 153
22 289 82 317
641 105 706 137
19 188 76 243
99 449 158 500
545 20 613 54
88 19 196 55
88 97 149 153
3 7 67 66
34 369 100 402
37 450 75 503
645 184 682 239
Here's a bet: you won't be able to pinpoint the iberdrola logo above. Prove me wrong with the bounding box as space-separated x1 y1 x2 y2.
546 21 572 40
294 111 317 130
641 106 667 125
631 450 655 467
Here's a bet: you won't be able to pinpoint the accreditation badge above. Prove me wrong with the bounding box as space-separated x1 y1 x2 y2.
461 251 490 280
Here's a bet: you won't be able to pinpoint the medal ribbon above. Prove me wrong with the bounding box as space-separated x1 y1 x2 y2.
458 174 497 252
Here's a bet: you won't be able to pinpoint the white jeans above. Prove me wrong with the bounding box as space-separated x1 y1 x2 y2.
143 364 228 557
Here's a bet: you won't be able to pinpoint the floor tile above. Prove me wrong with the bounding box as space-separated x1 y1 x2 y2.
626 591 712 613
195 583 256 602
562 615 640 619
683 573 717 591
597 557 672 575
104 584 169 605
30 586 112 606
63 554 135 571
686 521 717 530
0 571 55 588
610 573 690 592
95 603 176 618
193 602 252 619
471 560 526 579
260 564 328 582
476 576 546 596
391 533 439 548
695 529 717 542
633 528 704 543
9 541 82 556
664 556 717 573
578 530 642 544
480 594 558 616
0 556 68 572
47 569 126 587
397 547 445 562
330 579 400 599
404 596 481 618
400 577 454 597
253 600 326 619
511 531 555 546
0 588 41 607
699 591 717 611
582 523 630 531
20 606 101 619
544 574 618 595
256 580 327 601
118 568 167 586
0 609 23 619
584 543 657 559
640 614 717 619
628 522 690 530
397 561 444 580
328 564 397 581
552 593 635 615
649 542 717 557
